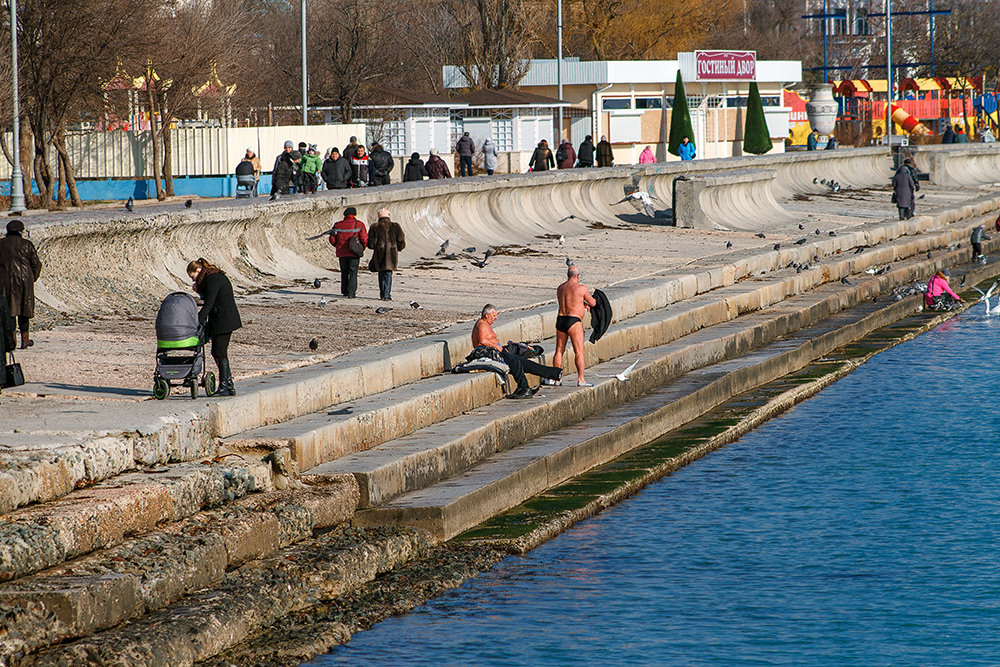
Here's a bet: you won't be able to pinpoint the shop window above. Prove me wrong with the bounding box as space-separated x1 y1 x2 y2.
602 98 632 111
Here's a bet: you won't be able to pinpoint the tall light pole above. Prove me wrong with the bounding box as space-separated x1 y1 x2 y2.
300 0 307 126
556 0 563 142
8 0 25 213
885 0 893 150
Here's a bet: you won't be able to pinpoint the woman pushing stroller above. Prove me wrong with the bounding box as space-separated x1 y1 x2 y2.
187 258 241 396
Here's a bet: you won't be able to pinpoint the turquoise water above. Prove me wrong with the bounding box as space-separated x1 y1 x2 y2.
312 311 1000 666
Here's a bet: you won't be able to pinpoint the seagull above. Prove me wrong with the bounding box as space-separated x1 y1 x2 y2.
184 199 193 208
436 239 450 256
318 297 327 307
795 238 807 245
755 232 766 238
313 278 321 289
309 338 319 351
409 300 423 310
726 241 733 249
375 306 393 314
558 235 565 246
125 196 134 212
612 191 659 217
970 281 1000 316
597 358 640 381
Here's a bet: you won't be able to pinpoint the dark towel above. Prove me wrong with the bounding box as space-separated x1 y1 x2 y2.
589 289 613 343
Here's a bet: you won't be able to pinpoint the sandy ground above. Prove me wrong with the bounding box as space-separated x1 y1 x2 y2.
13 182 996 395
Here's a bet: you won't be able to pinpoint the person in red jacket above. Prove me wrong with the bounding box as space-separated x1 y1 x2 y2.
329 206 368 298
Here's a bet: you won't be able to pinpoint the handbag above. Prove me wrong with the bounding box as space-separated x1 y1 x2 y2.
4 352 24 388
348 233 365 257
891 192 897 204
368 257 378 273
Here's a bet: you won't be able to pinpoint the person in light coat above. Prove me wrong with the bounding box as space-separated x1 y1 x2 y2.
481 139 499 175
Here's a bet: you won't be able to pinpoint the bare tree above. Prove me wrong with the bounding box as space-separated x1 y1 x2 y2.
443 0 539 89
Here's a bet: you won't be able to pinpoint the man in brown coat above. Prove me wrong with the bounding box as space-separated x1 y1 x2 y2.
366 207 406 300
0 220 42 348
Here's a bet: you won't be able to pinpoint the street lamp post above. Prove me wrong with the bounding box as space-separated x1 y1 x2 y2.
556 0 563 143
8 0 25 213
300 0 307 126
885 0 893 150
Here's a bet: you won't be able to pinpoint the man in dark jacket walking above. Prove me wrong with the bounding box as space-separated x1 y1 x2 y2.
329 207 368 298
529 140 555 171
596 136 614 167
426 150 452 179
403 153 430 182
370 144 395 186
576 135 595 167
322 148 352 189
270 140 295 200
456 131 475 176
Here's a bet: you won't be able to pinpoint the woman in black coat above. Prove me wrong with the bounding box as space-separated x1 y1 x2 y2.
186 258 242 396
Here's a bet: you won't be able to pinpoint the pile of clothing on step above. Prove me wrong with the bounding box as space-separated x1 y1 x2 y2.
452 342 545 384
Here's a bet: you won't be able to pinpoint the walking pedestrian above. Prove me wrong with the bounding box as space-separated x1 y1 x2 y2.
552 265 597 386
481 139 499 175
350 145 370 187
679 136 696 160
322 148 352 189
426 150 452 179
638 145 656 164
186 258 242 396
0 220 42 349
269 140 295 200
596 136 614 167
330 207 368 298
529 140 554 171
971 224 989 261
300 144 322 194
370 144 395 186
576 135 595 167
366 208 406 301
556 139 576 169
807 129 820 151
403 152 430 182
456 131 475 176
892 159 917 220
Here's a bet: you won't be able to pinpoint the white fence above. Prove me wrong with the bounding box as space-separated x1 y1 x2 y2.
0 124 366 180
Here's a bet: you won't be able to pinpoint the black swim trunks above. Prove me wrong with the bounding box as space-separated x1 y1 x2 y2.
555 315 581 333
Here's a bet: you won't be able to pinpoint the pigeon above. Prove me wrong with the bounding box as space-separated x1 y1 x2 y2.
795 238 807 245
472 249 494 268
125 197 134 212
269 192 280 202
409 300 423 310
854 247 864 254
796 265 803 273
463 247 476 253
798 223 804 230
927 252 933 259
436 239 450 256
841 277 852 285
184 199 193 208
308 338 319 351
813 177 819 184
558 235 565 246
829 231 836 236
313 278 321 289
961 275 967 286
375 306 393 314
873 296 879 303
597 358 640 381
755 232 766 238
484 248 495 260
566 257 575 267
773 243 781 251
813 255 819 262
815 229 821 235
726 241 733 249
318 297 327 307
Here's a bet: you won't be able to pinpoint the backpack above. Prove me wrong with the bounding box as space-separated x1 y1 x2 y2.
556 145 568 163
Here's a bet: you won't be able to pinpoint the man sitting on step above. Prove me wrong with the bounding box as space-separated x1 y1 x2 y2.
472 304 562 399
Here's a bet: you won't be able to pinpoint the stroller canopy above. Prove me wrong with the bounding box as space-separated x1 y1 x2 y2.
156 292 201 348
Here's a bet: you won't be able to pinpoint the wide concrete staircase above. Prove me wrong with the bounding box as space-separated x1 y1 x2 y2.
3 194 1000 665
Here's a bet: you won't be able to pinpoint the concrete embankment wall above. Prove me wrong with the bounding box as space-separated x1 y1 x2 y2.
22 147 924 316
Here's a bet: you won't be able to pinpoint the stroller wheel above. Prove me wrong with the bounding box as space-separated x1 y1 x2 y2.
153 377 169 400
203 372 217 397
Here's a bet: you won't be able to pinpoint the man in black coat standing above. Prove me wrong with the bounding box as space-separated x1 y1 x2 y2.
370 144 395 186
270 140 295 200
576 135 595 167
322 148 352 189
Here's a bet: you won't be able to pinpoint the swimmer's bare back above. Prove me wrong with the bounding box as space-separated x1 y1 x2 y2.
557 279 596 320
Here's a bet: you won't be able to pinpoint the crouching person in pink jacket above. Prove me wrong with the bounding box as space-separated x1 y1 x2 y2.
924 269 964 310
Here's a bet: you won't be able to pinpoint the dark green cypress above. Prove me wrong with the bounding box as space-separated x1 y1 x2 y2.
668 71 696 156
742 81 773 155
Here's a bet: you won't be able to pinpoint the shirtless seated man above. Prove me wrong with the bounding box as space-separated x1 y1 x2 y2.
553 265 597 387
472 304 562 399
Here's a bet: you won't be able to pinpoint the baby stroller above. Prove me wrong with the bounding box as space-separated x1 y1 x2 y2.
152 292 217 399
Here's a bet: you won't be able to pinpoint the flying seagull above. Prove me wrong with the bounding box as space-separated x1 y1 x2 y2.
612 190 659 217
970 281 1000 316
597 358 640 381
558 235 565 246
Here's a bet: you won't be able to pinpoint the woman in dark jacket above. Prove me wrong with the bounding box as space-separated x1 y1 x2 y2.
425 150 452 179
528 140 555 171
187 258 242 396
0 220 42 349
366 208 406 300
596 136 614 167
403 153 430 182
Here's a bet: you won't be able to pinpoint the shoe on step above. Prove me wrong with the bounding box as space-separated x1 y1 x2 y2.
577 380 594 387
507 388 534 399
541 378 561 386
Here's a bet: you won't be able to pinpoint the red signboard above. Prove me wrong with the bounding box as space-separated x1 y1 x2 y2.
694 50 757 81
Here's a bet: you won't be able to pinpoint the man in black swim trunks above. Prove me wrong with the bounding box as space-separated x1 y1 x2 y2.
553 265 596 386
472 304 562 399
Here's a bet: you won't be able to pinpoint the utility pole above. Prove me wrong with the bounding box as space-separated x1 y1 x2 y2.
301 0 307 126
8 0 25 213
556 0 563 142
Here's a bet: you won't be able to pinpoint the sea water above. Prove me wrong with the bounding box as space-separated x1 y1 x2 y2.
311 310 1000 666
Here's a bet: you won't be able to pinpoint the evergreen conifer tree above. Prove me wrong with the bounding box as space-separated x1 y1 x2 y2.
742 81 773 155
668 71 696 156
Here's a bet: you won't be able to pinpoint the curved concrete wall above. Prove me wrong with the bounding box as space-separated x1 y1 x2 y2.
23 146 994 315
909 144 1000 188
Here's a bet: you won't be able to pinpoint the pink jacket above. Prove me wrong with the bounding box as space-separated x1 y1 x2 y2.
925 274 959 305
639 148 656 164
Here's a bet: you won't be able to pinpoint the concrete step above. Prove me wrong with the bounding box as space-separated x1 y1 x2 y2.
351 291 924 540
0 477 359 664
225 371 506 472
19 526 424 667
